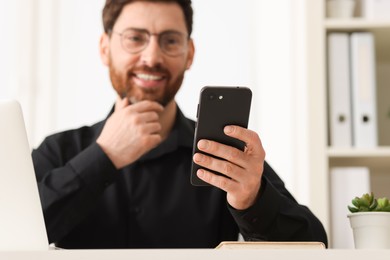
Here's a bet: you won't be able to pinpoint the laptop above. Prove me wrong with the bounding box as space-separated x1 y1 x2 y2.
0 99 49 250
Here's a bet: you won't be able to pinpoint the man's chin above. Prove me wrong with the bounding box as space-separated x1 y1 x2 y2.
126 95 171 107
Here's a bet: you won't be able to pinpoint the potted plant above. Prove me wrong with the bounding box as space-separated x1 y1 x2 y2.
348 192 390 249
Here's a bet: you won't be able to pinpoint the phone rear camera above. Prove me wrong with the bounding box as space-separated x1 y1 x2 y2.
208 93 216 100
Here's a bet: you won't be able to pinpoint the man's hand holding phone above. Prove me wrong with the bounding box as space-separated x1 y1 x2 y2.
193 125 265 210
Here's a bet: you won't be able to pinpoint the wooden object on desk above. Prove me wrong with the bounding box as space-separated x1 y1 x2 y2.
215 241 326 249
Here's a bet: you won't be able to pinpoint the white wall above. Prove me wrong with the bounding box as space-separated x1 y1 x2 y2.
0 0 37 139
179 0 257 122
0 0 312 205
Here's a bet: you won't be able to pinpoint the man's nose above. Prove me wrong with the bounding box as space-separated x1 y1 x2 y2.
140 37 164 67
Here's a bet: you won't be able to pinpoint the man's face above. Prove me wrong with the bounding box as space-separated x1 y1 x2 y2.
100 2 194 106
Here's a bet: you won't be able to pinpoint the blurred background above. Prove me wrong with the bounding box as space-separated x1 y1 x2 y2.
0 0 310 208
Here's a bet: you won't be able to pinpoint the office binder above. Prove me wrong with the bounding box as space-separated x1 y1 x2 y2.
350 32 378 148
362 0 390 19
327 33 353 147
330 167 370 249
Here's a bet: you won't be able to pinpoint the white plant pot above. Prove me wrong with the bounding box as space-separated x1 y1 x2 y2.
348 212 390 249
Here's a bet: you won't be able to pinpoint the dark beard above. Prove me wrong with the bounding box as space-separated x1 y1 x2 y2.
108 63 184 107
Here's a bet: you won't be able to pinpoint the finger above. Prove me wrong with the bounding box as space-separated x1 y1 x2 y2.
196 168 236 193
193 152 243 181
197 139 246 166
139 122 162 135
138 111 160 123
115 96 129 111
224 126 264 155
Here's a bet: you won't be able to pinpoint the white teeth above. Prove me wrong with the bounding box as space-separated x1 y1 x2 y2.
136 73 162 81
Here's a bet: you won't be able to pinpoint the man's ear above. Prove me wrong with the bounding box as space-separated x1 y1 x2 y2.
99 33 110 66
185 39 195 70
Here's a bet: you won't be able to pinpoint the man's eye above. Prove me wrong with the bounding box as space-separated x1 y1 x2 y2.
166 38 179 45
127 35 144 42
163 36 181 46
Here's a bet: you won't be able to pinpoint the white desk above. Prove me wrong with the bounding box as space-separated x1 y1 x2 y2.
0 249 389 260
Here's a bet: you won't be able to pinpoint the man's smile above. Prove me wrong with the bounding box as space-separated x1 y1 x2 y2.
133 73 166 89
135 73 164 81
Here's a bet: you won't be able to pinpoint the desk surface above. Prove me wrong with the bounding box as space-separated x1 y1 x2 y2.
0 249 390 260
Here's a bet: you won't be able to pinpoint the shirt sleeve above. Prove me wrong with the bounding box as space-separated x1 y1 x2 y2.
32 137 118 244
227 162 328 247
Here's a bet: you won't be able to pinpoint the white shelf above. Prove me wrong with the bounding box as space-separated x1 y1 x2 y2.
328 147 390 170
328 147 390 158
324 19 390 29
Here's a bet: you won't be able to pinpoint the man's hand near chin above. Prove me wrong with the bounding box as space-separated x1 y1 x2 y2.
97 96 164 169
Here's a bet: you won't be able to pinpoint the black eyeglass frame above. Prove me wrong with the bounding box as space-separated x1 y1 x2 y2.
109 28 190 57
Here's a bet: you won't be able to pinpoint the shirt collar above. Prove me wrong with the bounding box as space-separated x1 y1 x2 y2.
139 105 195 161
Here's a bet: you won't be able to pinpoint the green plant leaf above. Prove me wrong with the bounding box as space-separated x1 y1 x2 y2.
361 193 373 207
376 198 390 211
348 192 390 213
348 205 359 213
378 197 389 207
352 197 361 208
369 199 378 211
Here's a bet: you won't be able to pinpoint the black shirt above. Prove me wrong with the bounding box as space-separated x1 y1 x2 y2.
32 106 327 249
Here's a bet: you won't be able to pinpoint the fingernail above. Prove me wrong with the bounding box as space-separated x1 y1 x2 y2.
197 169 205 178
224 126 233 134
193 153 203 162
198 140 209 150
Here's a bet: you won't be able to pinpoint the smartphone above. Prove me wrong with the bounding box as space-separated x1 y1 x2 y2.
190 86 252 186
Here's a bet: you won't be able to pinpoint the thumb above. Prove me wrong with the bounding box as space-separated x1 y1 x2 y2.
115 95 129 111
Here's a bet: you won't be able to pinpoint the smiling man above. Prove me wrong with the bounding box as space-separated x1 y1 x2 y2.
32 0 328 249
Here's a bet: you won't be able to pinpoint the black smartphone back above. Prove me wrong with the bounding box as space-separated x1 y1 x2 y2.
190 86 252 186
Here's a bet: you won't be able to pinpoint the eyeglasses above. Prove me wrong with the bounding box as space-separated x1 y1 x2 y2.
111 29 189 57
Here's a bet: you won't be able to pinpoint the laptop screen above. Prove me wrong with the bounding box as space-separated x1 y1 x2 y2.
0 100 49 250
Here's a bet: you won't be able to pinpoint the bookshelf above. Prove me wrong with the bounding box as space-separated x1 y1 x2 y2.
306 1 390 247
324 19 390 29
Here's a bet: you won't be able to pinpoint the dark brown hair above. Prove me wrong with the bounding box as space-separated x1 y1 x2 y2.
102 0 193 36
